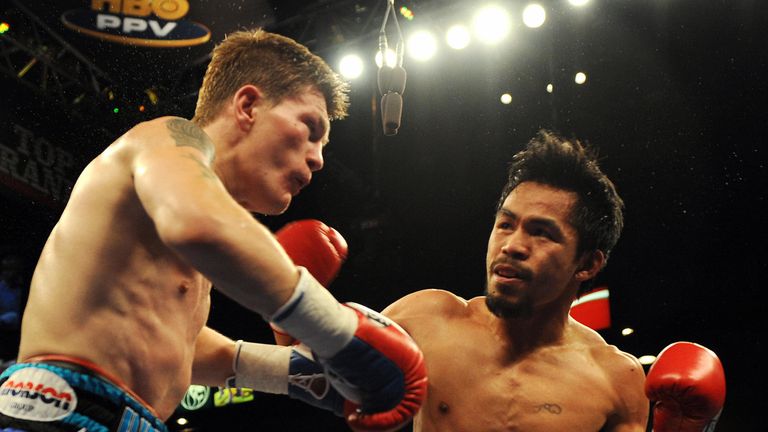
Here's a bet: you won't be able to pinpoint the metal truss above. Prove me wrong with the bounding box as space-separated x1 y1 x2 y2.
0 0 114 107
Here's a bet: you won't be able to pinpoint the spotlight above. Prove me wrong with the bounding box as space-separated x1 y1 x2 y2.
338 54 364 79
375 48 397 68
522 4 546 28
500 93 512 104
575 71 587 84
472 5 512 45
407 30 437 62
446 25 471 50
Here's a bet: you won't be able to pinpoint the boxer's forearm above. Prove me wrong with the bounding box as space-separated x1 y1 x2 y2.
169 212 298 316
191 326 238 387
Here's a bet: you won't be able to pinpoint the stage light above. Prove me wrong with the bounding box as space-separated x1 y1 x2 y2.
546 83 553 93
407 30 437 62
176 418 188 426
522 4 546 28
638 355 657 365
568 0 590 6
621 328 634 336
472 5 512 45
113 107 119 114
500 93 512 104
446 24 471 50
139 105 146 112
338 54 364 79
575 71 587 84
399 6 414 21
144 88 159 105
375 48 397 68
0 22 10 34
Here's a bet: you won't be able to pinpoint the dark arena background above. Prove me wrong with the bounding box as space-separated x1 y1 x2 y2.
1 0 766 430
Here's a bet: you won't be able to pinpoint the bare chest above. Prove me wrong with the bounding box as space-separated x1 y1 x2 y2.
415 327 616 432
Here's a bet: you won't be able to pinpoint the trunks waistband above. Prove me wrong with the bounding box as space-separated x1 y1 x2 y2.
0 359 168 432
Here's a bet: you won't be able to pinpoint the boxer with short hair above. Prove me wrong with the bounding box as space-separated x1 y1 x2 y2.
384 131 646 431
269 132 726 431
379 131 725 431
0 28 426 432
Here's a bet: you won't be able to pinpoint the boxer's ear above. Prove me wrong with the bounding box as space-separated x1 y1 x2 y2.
233 85 265 130
575 250 605 282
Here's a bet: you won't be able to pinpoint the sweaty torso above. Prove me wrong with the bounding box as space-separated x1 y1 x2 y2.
387 291 635 432
18 118 211 419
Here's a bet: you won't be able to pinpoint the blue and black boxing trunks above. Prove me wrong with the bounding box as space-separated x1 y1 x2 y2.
0 355 168 432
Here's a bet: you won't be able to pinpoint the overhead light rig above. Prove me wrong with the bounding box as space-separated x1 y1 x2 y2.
0 0 121 133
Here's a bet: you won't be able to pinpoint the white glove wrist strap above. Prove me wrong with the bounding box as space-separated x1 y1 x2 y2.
269 267 356 358
232 340 291 394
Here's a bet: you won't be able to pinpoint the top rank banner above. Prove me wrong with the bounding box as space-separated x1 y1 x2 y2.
61 0 211 47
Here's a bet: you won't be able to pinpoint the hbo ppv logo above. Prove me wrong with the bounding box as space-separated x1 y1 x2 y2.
91 0 190 21
62 0 210 46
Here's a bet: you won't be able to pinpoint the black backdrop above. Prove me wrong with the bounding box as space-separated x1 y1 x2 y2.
1 1 766 430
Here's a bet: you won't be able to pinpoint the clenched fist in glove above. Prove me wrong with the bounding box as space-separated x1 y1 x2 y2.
266 244 427 430
271 219 348 346
645 342 726 432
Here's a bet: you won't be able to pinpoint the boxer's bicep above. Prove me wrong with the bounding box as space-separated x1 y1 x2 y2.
133 143 235 237
132 120 254 244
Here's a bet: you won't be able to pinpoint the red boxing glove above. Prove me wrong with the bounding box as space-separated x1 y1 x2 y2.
276 219 348 286
322 303 427 432
272 220 348 346
645 342 726 432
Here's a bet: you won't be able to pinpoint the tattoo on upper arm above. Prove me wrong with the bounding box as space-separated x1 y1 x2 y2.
181 154 218 180
166 118 216 164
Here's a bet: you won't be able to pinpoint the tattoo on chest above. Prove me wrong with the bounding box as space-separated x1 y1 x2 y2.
166 118 216 164
533 403 562 415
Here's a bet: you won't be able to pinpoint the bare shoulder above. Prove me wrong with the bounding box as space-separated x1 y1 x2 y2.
117 116 214 162
383 288 468 316
571 320 644 379
576 322 646 399
592 342 649 428
382 289 469 333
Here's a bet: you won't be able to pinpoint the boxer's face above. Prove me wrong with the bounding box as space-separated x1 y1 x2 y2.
485 181 582 318
232 87 329 214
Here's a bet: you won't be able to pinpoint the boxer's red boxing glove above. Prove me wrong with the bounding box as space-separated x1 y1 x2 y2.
645 342 726 432
321 303 428 432
272 220 348 346
276 219 348 286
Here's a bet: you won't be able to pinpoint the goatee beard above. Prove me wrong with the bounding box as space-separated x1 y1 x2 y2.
484 285 533 319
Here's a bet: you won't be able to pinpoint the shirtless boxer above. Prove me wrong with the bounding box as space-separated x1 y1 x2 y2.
271 131 725 431
0 29 426 432
383 131 648 431
382 131 728 432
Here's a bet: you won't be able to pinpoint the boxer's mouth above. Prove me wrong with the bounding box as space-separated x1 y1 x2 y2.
492 263 530 280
